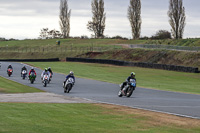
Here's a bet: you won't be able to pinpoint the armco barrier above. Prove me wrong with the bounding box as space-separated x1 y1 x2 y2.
66 57 199 73
0 58 59 62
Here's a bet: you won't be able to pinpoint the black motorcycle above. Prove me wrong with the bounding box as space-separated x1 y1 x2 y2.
118 79 136 97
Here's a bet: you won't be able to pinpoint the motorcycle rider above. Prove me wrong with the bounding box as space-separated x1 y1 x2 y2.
41 68 50 81
28 67 37 79
21 65 27 77
64 71 75 86
120 72 136 93
7 64 13 72
7 64 13 69
48 67 53 81
48 67 53 75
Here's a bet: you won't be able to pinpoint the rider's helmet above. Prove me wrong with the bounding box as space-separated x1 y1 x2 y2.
48 67 51 70
45 68 48 72
69 71 74 76
131 72 136 77
31 67 34 70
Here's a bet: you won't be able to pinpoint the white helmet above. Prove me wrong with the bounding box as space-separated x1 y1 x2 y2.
69 71 74 75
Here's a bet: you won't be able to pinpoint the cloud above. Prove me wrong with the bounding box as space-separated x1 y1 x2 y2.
0 0 200 39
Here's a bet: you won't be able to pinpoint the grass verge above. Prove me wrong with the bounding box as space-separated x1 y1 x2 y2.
27 62 200 94
0 76 43 93
0 103 199 133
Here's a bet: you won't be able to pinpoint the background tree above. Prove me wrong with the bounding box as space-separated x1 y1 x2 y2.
48 30 62 39
39 28 49 39
59 0 71 38
39 28 61 39
168 0 186 39
128 0 142 39
151 30 171 39
87 0 106 38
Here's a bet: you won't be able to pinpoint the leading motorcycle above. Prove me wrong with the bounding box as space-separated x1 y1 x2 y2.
118 79 136 97
63 78 74 93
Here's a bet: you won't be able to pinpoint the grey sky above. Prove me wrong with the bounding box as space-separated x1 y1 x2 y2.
0 0 199 39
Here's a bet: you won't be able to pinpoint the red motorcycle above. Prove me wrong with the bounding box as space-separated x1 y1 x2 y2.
7 68 13 77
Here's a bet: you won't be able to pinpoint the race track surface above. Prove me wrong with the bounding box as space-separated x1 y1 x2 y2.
1 62 200 119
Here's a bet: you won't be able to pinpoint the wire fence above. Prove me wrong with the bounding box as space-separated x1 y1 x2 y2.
0 45 119 53
1 44 200 53
130 44 200 52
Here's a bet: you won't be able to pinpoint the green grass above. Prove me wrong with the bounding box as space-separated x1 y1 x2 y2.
27 62 200 94
0 103 199 133
0 76 43 93
0 38 127 48
0 38 199 48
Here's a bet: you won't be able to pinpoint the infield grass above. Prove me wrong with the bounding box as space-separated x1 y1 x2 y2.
0 103 200 133
0 76 43 93
27 62 200 94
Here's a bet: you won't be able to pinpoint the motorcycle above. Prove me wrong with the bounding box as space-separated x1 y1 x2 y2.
7 68 13 77
63 78 74 93
29 72 36 84
42 74 49 87
21 70 27 80
118 79 136 97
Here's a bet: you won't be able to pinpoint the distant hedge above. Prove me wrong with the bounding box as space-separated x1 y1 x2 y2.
0 58 59 62
66 57 199 73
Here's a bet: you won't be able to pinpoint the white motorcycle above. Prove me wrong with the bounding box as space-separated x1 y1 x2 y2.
63 78 74 93
42 74 49 87
22 70 27 80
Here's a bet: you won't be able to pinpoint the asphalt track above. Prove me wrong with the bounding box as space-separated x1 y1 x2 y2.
1 62 200 119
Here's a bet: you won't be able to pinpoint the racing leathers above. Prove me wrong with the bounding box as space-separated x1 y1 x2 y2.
7 65 13 72
41 71 50 81
64 74 75 85
29 69 37 76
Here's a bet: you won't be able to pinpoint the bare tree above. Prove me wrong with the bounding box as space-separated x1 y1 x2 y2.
48 30 62 39
87 0 106 38
39 28 62 39
39 28 49 39
168 0 186 39
59 0 71 38
128 0 142 39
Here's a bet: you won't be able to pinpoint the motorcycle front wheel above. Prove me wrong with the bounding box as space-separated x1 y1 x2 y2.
118 90 122 97
66 84 72 93
43 81 47 87
126 87 135 97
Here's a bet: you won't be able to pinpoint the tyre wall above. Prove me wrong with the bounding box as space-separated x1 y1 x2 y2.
0 58 59 62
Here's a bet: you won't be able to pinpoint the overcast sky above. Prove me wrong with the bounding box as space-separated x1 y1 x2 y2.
0 0 199 39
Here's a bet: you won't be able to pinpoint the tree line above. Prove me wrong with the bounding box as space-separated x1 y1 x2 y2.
39 0 186 40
